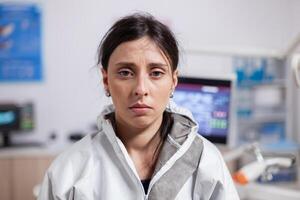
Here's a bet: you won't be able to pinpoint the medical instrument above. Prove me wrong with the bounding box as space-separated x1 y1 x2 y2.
233 157 295 185
224 142 296 185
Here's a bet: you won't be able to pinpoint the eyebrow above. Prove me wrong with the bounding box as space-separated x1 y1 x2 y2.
115 62 169 69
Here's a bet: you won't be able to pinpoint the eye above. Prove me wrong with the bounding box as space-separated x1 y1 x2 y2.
118 69 134 77
150 70 164 78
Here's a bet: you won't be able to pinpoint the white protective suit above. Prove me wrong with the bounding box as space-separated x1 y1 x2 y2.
38 102 239 200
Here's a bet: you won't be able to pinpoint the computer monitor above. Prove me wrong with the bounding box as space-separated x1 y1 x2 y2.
173 76 236 146
0 103 34 147
0 104 20 131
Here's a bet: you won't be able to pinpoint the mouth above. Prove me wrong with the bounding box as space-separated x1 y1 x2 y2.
129 103 152 108
129 103 152 115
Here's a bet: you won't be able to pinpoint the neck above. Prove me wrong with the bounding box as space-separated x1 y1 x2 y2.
112 113 164 179
115 116 163 154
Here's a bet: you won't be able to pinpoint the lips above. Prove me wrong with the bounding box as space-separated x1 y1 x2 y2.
129 103 152 115
129 103 151 108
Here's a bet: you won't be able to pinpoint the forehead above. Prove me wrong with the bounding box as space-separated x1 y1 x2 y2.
108 36 169 65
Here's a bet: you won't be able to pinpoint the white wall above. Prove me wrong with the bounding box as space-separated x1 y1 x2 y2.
1 0 300 144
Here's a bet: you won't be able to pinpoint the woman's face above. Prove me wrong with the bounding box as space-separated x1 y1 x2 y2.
102 36 178 130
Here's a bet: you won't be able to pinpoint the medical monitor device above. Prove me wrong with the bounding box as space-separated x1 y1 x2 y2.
0 103 34 147
173 76 236 147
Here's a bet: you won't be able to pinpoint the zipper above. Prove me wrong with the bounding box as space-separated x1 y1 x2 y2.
144 194 149 200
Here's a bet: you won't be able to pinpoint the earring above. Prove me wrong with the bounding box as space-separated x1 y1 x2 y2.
170 91 174 98
105 90 111 97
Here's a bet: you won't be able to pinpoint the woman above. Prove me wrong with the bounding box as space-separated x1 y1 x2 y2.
38 13 239 200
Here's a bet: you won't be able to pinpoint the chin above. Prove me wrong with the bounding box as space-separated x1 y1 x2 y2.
129 116 158 129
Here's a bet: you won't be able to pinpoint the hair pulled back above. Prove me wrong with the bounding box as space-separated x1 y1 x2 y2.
97 13 179 71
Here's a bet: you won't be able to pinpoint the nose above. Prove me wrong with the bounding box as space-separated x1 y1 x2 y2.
133 75 149 97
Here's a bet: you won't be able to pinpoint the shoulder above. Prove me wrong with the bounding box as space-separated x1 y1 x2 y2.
48 132 103 173
196 134 228 180
46 132 104 187
198 135 224 161
195 135 240 199
39 132 106 199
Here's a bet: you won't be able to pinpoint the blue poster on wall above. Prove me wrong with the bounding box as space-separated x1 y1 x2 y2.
0 3 42 82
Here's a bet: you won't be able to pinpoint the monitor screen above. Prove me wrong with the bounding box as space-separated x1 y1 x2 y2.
0 103 35 147
0 103 34 132
173 77 233 144
0 105 21 132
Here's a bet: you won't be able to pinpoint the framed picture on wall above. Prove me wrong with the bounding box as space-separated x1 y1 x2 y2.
0 3 43 82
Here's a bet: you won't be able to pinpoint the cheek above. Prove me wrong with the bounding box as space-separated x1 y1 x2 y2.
156 77 173 91
157 89 171 102
108 83 132 118
108 78 129 95
153 81 172 103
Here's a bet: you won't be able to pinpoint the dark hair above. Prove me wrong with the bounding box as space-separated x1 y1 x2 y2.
97 13 179 71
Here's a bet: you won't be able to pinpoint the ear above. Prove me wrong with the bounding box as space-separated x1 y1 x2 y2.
101 68 109 90
172 69 178 90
